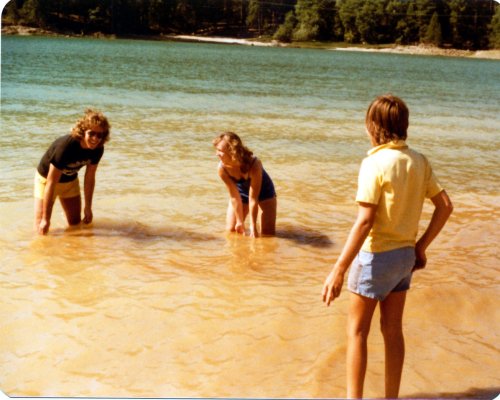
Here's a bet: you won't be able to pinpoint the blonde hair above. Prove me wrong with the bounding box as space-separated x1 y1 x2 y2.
366 94 409 145
71 108 110 146
213 132 254 173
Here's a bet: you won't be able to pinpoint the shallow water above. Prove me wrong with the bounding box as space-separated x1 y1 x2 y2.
1 35 499 398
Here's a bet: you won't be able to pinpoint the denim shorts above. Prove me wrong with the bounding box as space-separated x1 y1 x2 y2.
347 246 416 301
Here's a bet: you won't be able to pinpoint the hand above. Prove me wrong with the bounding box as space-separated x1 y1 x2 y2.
38 219 50 235
235 222 245 235
322 266 345 306
83 208 93 224
249 226 259 238
413 244 427 272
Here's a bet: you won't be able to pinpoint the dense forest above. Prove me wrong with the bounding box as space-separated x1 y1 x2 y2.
2 0 500 49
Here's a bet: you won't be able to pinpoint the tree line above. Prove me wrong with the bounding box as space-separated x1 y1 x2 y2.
2 0 500 49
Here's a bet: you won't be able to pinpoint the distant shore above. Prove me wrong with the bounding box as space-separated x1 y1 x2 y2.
334 44 500 60
2 24 499 60
167 34 500 59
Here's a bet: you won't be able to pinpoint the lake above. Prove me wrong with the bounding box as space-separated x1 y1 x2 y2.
0 35 499 398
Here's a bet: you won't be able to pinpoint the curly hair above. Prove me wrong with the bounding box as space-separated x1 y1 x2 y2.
366 94 409 145
213 132 254 173
71 108 110 146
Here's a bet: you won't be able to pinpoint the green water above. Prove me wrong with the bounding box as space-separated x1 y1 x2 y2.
2 36 499 198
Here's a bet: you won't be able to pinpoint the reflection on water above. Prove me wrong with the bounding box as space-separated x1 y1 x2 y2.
1 36 499 398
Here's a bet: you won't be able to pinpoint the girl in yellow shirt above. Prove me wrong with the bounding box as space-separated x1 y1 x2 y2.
322 94 453 399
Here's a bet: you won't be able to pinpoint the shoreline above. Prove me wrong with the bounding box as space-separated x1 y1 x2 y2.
2 24 499 60
334 44 500 59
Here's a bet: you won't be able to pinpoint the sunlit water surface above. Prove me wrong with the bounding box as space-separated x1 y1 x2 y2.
1 36 499 398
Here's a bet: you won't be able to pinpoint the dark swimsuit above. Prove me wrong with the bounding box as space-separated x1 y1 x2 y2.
225 158 276 204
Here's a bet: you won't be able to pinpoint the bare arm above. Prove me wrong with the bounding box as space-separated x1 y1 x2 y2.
414 190 453 270
322 202 377 306
38 164 63 235
218 165 246 234
248 159 264 238
83 163 98 224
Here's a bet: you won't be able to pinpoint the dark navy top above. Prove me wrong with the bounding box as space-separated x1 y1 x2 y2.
37 135 104 182
226 158 276 204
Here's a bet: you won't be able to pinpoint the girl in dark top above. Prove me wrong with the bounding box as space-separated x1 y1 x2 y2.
34 109 111 235
213 132 277 237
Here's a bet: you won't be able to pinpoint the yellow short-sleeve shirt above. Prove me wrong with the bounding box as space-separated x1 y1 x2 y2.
356 140 443 253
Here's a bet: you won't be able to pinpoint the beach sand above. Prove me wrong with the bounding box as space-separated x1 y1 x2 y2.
335 44 500 59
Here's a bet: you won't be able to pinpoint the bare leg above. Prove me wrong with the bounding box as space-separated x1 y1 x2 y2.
380 291 407 399
225 199 237 232
34 198 44 231
259 197 277 236
346 292 378 399
225 199 249 232
60 195 82 226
